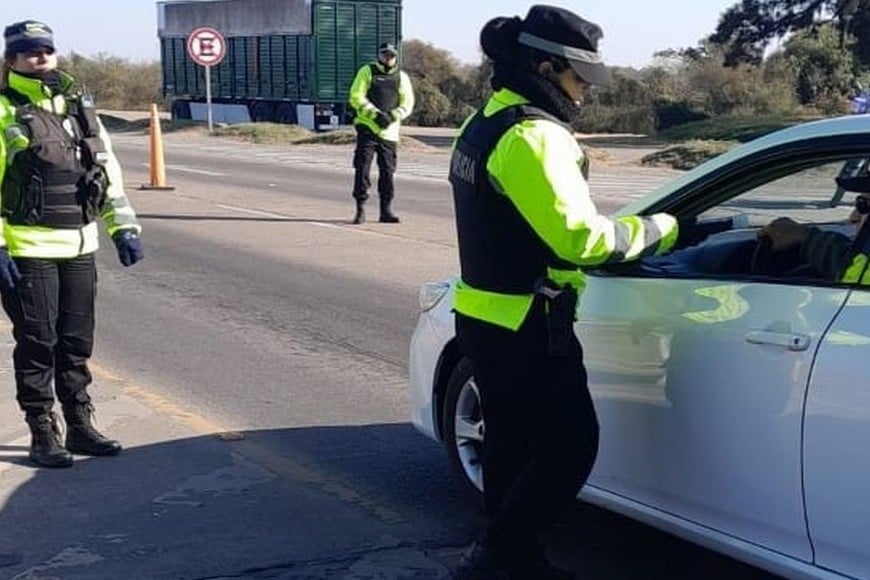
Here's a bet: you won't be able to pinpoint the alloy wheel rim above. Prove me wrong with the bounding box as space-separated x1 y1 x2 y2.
453 376 484 491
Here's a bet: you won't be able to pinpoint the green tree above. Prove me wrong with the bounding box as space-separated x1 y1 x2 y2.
402 39 460 87
710 0 870 66
402 39 490 126
782 24 856 106
407 77 452 126
402 39 461 126
59 52 161 109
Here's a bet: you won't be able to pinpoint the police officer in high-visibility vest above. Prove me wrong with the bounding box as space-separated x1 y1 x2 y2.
348 42 414 224
449 7 681 579
0 21 144 468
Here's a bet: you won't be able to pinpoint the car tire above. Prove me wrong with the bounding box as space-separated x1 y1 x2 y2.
443 356 485 501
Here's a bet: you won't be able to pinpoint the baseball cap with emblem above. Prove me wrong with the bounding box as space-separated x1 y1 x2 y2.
4 20 55 58
378 42 398 56
518 5 610 86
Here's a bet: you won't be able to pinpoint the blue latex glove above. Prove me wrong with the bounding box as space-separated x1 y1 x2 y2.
112 230 144 267
0 247 21 291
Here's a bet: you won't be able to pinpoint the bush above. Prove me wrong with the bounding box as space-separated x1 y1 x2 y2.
657 115 805 142
60 53 162 110
653 100 709 131
408 77 452 127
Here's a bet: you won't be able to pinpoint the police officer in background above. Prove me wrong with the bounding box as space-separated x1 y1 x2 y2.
0 20 144 468
348 41 414 224
449 6 683 578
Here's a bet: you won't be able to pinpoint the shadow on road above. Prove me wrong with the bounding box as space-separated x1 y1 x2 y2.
0 423 474 579
0 423 779 579
137 213 353 224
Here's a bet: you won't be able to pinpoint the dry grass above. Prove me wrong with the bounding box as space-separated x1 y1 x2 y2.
641 140 737 170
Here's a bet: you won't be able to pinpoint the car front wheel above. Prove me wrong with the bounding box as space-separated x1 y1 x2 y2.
443 356 485 498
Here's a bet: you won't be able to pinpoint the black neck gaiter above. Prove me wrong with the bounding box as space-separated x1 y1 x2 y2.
491 62 579 124
14 69 64 95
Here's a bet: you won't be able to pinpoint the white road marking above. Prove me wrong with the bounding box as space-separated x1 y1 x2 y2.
139 162 227 177
214 204 424 240
215 204 288 219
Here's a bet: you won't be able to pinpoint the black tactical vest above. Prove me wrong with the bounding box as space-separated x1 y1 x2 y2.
366 64 400 113
1 90 108 229
449 105 579 294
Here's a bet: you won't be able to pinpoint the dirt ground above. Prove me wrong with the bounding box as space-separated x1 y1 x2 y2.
98 109 668 167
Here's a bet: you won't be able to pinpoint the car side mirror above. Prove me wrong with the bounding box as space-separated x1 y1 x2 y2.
835 174 870 193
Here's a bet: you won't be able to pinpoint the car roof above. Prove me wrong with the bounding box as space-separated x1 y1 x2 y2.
618 114 870 216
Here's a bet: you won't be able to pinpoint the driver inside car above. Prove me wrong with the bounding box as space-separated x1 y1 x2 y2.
757 194 870 284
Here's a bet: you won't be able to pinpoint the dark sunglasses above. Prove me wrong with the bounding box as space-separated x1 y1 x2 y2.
856 195 870 215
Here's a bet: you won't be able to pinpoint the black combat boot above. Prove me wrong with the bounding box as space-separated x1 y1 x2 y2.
378 199 400 223
453 541 511 580
515 553 574 580
63 403 122 456
454 538 574 580
352 202 366 224
25 412 73 468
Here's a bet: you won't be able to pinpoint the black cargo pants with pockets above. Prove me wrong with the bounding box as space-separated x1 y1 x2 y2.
0 254 96 415
455 298 600 565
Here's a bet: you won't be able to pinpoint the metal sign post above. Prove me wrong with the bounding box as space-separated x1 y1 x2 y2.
204 64 213 131
186 26 226 132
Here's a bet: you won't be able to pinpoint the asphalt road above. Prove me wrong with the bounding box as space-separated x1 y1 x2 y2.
0 130 778 579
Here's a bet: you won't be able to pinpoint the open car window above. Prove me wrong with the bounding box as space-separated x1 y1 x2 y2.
601 154 870 285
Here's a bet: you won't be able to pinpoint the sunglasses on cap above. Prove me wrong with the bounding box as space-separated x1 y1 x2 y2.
856 195 870 215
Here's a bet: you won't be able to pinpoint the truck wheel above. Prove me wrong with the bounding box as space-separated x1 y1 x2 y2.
171 100 191 120
443 356 484 499
276 103 297 125
250 101 276 122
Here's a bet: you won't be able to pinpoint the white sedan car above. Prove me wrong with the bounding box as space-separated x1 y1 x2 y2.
409 114 870 580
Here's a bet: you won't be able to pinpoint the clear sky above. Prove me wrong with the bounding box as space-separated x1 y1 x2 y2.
1 1 738 68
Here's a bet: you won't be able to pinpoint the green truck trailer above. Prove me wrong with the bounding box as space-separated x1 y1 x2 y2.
157 0 402 129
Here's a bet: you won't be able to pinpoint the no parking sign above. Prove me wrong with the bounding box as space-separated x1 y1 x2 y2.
187 27 226 67
186 27 226 131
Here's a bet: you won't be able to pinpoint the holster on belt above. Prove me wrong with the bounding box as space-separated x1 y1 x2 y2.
534 278 577 357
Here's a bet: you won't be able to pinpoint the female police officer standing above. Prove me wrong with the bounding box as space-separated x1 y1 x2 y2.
449 6 680 578
0 21 144 468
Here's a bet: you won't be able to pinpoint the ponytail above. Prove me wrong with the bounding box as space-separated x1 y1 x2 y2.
0 60 12 91
480 16 522 62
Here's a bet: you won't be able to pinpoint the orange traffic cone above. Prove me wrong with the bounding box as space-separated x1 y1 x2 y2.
140 103 175 190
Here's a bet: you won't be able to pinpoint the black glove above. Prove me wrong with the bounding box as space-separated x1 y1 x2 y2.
374 110 392 129
674 216 734 250
112 230 144 267
0 247 21 292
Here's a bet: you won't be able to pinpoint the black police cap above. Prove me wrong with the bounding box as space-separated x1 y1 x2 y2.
4 20 55 57
518 5 610 86
378 42 398 56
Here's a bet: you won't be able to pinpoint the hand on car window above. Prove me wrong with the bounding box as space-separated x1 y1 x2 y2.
758 217 809 252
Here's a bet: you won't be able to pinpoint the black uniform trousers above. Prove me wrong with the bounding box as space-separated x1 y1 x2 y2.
456 302 599 564
0 254 96 416
352 125 397 204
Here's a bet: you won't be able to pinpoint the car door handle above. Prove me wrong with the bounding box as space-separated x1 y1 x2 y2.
745 330 810 351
